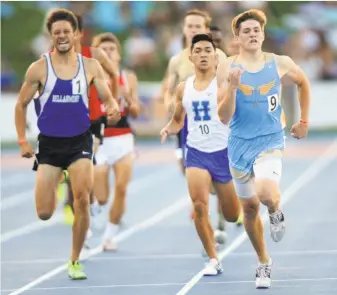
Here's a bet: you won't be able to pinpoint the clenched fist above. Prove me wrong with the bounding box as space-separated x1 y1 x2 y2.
290 121 308 139
106 106 121 125
228 68 244 89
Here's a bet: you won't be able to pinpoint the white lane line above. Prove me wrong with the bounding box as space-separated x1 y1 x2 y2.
176 138 337 295
1 167 176 211
1 167 178 243
1 213 63 243
2 249 337 265
6 196 190 295
2 277 337 292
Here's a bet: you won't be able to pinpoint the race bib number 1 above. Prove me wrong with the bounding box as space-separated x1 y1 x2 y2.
72 78 81 95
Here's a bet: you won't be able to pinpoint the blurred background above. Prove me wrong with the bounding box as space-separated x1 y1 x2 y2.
1 1 337 143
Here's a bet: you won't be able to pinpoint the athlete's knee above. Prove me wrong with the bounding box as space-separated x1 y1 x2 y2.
193 199 208 219
35 193 56 221
255 179 280 208
97 195 109 206
241 198 260 220
73 189 90 213
115 181 128 198
37 211 53 221
225 211 239 223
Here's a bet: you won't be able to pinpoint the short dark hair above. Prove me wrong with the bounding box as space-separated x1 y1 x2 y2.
75 14 83 32
46 9 78 33
191 34 216 51
210 25 221 32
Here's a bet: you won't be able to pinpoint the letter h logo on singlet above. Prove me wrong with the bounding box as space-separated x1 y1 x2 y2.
192 101 211 121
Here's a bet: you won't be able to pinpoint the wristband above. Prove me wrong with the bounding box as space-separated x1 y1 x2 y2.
300 119 308 125
18 138 27 145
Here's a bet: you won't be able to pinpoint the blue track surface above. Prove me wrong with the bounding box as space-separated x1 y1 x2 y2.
1 136 337 295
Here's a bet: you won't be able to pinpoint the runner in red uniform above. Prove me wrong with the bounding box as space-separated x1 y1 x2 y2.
91 32 141 251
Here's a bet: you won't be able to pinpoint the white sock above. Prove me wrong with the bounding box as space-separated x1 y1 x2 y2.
103 222 119 241
90 199 101 216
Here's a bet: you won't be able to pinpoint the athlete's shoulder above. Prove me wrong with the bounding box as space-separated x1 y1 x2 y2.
168 52 181 67
82 55 98 65
215 48 227 61
26 57 46 81
218 55 233 70
269 53 297 75
271 53 293 65
82 56 100 75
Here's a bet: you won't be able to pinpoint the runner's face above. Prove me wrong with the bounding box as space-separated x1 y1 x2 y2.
99 41 121 64
210 30 222 49
237 19 264 51
183 15 207 45
51 20 76 53
190 41 217 71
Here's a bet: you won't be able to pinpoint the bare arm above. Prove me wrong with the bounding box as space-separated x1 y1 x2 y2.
15 61 41 141
217 60 238 124
163 56 179 112
167 82 186 132
124 71 141 118
89 58 119 111
277 55 311 123
216 48 227 63
157 74 169 103
91 46 118 99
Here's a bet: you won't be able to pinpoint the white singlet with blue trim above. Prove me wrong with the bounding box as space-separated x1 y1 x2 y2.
182 76 229 153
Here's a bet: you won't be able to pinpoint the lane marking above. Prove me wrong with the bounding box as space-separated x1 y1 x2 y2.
6 197 190 295
176 138 337 295
2 249 337 265
1 167 176 211
2 277 337 292
1 168 178 242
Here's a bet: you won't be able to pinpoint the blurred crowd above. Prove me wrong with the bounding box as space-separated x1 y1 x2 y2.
2 1 337 92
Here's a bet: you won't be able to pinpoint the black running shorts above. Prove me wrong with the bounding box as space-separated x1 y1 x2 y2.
32 129 93 171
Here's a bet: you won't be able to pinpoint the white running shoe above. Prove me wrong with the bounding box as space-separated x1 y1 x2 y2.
255 258 272 289
203 258 223 276
102 238 117 251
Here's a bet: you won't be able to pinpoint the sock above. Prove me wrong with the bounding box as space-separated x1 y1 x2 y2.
103 222 119 241
90 199 101 216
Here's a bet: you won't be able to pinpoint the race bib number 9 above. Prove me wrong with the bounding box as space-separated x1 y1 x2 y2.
267 94 279 113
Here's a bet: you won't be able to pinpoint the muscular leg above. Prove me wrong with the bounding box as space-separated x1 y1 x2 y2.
241 196 269 263
233 176 270 264
35 164 63 220
256 179 280 213
103 153 133 249
254 155 285 243
109 153 133 224
67 158 93 262
186 167 216 259
93 164 110 206
212 180 241 223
